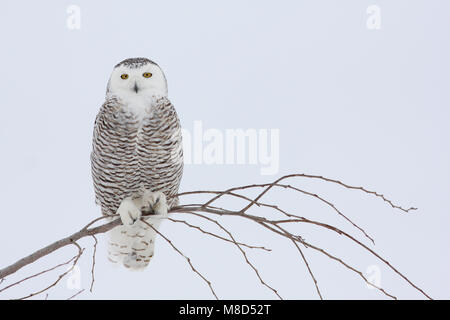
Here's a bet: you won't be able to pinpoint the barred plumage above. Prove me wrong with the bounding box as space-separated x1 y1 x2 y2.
91 58 183 269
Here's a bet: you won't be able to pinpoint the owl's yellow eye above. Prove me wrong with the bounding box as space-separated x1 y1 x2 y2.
120 74 129 79
143 72 152 78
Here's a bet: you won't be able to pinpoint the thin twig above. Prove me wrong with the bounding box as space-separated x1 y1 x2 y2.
288 237 323 300
239 174 417 213
140 219 218 299
199 174 415 213
67 288 85 300
90 235 98 292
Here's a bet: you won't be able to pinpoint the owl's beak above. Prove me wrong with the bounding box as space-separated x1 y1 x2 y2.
133 82 139 93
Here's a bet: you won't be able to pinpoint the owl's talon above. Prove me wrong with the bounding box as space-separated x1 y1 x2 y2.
142 191 168 216
117 197 142 225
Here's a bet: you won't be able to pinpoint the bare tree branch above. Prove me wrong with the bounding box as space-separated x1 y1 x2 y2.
0 173 431 300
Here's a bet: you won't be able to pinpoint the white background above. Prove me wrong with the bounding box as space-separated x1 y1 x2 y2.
0 0 448 299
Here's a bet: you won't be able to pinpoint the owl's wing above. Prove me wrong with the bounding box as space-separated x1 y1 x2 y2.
91 97 140 215
137 96 184 208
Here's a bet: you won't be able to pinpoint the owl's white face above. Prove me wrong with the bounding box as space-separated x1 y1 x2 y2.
107 62 168 99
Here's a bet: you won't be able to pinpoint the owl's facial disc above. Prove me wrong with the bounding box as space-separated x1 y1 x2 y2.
107 59 168 98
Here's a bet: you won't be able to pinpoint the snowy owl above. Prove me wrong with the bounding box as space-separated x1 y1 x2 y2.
91 57 183 269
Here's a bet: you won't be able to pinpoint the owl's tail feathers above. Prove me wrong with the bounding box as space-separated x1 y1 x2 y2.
107 219 161 270
107 225 131 267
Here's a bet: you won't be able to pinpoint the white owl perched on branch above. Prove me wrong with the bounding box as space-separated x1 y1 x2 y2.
91 58 183 270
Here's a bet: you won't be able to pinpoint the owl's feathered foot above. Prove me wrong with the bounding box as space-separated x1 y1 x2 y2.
117 191 168 226
117 197 142 226
141 190 168 216
112 191 168 269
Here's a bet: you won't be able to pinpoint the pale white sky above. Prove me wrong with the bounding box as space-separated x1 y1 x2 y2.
0 0 448 299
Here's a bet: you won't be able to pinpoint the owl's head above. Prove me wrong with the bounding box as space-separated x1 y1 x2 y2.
106 58 168 98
